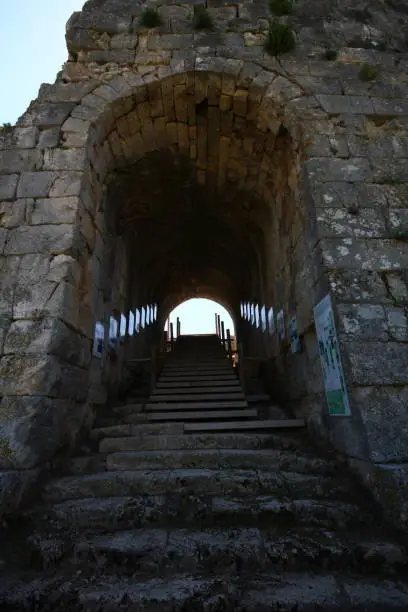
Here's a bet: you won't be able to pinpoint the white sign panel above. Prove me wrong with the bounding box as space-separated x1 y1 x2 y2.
313 294 351 417
92 322 104 358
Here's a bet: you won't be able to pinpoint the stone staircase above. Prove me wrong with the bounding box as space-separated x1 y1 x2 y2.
1 336 408 610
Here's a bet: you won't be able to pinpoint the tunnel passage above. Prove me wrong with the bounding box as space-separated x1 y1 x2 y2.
86 72 320 418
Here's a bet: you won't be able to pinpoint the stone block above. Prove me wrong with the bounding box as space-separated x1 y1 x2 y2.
20 103 75 127
17 172 57 198
316 94 374 115
43 148 86 172
28 197 78 226
4 224 76 256
38 128 61 149
370 158 408 184
306 158 371 183
49 172 83 197
321 238 408 271
0 255 20 317
9 127 38 148
371 98 408 116
0 200 27 229
0 354 61 396
385 307 408 341
38 81 96 103
337 303 387 340
0 469 39 517
0 228 7 254
346 341 408 385
4 318 91 368
316 208 386 238
0 175 18 200
0 149 42 173
386 272 408 304
0 395 91 468
351 386 408 462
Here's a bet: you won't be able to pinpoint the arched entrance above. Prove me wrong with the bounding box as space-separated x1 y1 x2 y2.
1 0 408 527
165 298 235 337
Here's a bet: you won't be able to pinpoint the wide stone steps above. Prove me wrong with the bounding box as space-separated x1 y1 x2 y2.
156 379 240 388
4 570 408 611
71 526 407 575
97 430 312 453
184 418 305 432
135 409 258 422
103 449 335 473
43 469 348 505
151 384 242 394
36 493 373 536
145 400 248 411
149 392 245 402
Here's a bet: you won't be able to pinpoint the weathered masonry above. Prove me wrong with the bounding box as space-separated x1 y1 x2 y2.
1 0 408 529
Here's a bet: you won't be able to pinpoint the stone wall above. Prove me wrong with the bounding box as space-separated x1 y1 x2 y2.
0 0 408 526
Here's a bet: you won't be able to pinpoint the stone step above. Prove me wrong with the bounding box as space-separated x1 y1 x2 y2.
184 418 305 432
159 374 237 381
36 493 368 536
247 394 271 402
106 449 336 475
163 366 231 371
145 400 248 411
98 432 312 453
4 571 408 611
43 469 344 504
155 379 240 388
72 527 407 576
151 386 243 396
91 422 183 442
149 393 245 402
112 403 144 415
137 408 258 421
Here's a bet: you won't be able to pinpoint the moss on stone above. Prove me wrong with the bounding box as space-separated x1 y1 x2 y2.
264 21 296 56
269 0 295 16
139 8 161 28
359 63 379 81
0 437 14 459
192 8 214 31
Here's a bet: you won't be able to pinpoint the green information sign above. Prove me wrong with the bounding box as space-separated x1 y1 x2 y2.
313 294 350 416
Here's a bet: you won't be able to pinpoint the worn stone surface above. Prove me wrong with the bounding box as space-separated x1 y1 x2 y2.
0 0 408 586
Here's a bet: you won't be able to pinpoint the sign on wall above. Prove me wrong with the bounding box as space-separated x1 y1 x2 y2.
288 314 301 354
313 294 351 417
267 307 275 335
260 305 267 332
92 322 105 358
277 309 285 341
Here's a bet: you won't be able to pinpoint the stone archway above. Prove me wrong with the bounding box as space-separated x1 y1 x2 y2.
1 0 408 527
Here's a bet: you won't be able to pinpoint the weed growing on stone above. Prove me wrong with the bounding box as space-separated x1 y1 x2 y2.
0 123 12 134
359 63 378 81
193 8 214 30
269 0 295 16
264 21 296 55
390 229 408 241
324 48 338 61
139 8 161 28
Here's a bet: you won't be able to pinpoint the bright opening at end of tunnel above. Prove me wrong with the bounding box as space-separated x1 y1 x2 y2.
165 299 235 337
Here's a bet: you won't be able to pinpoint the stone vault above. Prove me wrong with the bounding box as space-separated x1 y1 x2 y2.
0 0 408 528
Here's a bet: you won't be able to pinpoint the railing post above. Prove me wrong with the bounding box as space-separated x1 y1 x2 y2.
176 317 181 338
226 328 232 361
170 322 174 350
150 343 157 394
238 341 245 393
215 313 219 336
221 321 226 354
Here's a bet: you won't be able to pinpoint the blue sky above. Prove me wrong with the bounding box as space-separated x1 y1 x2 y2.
0 1 235 335
0 1 84 124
